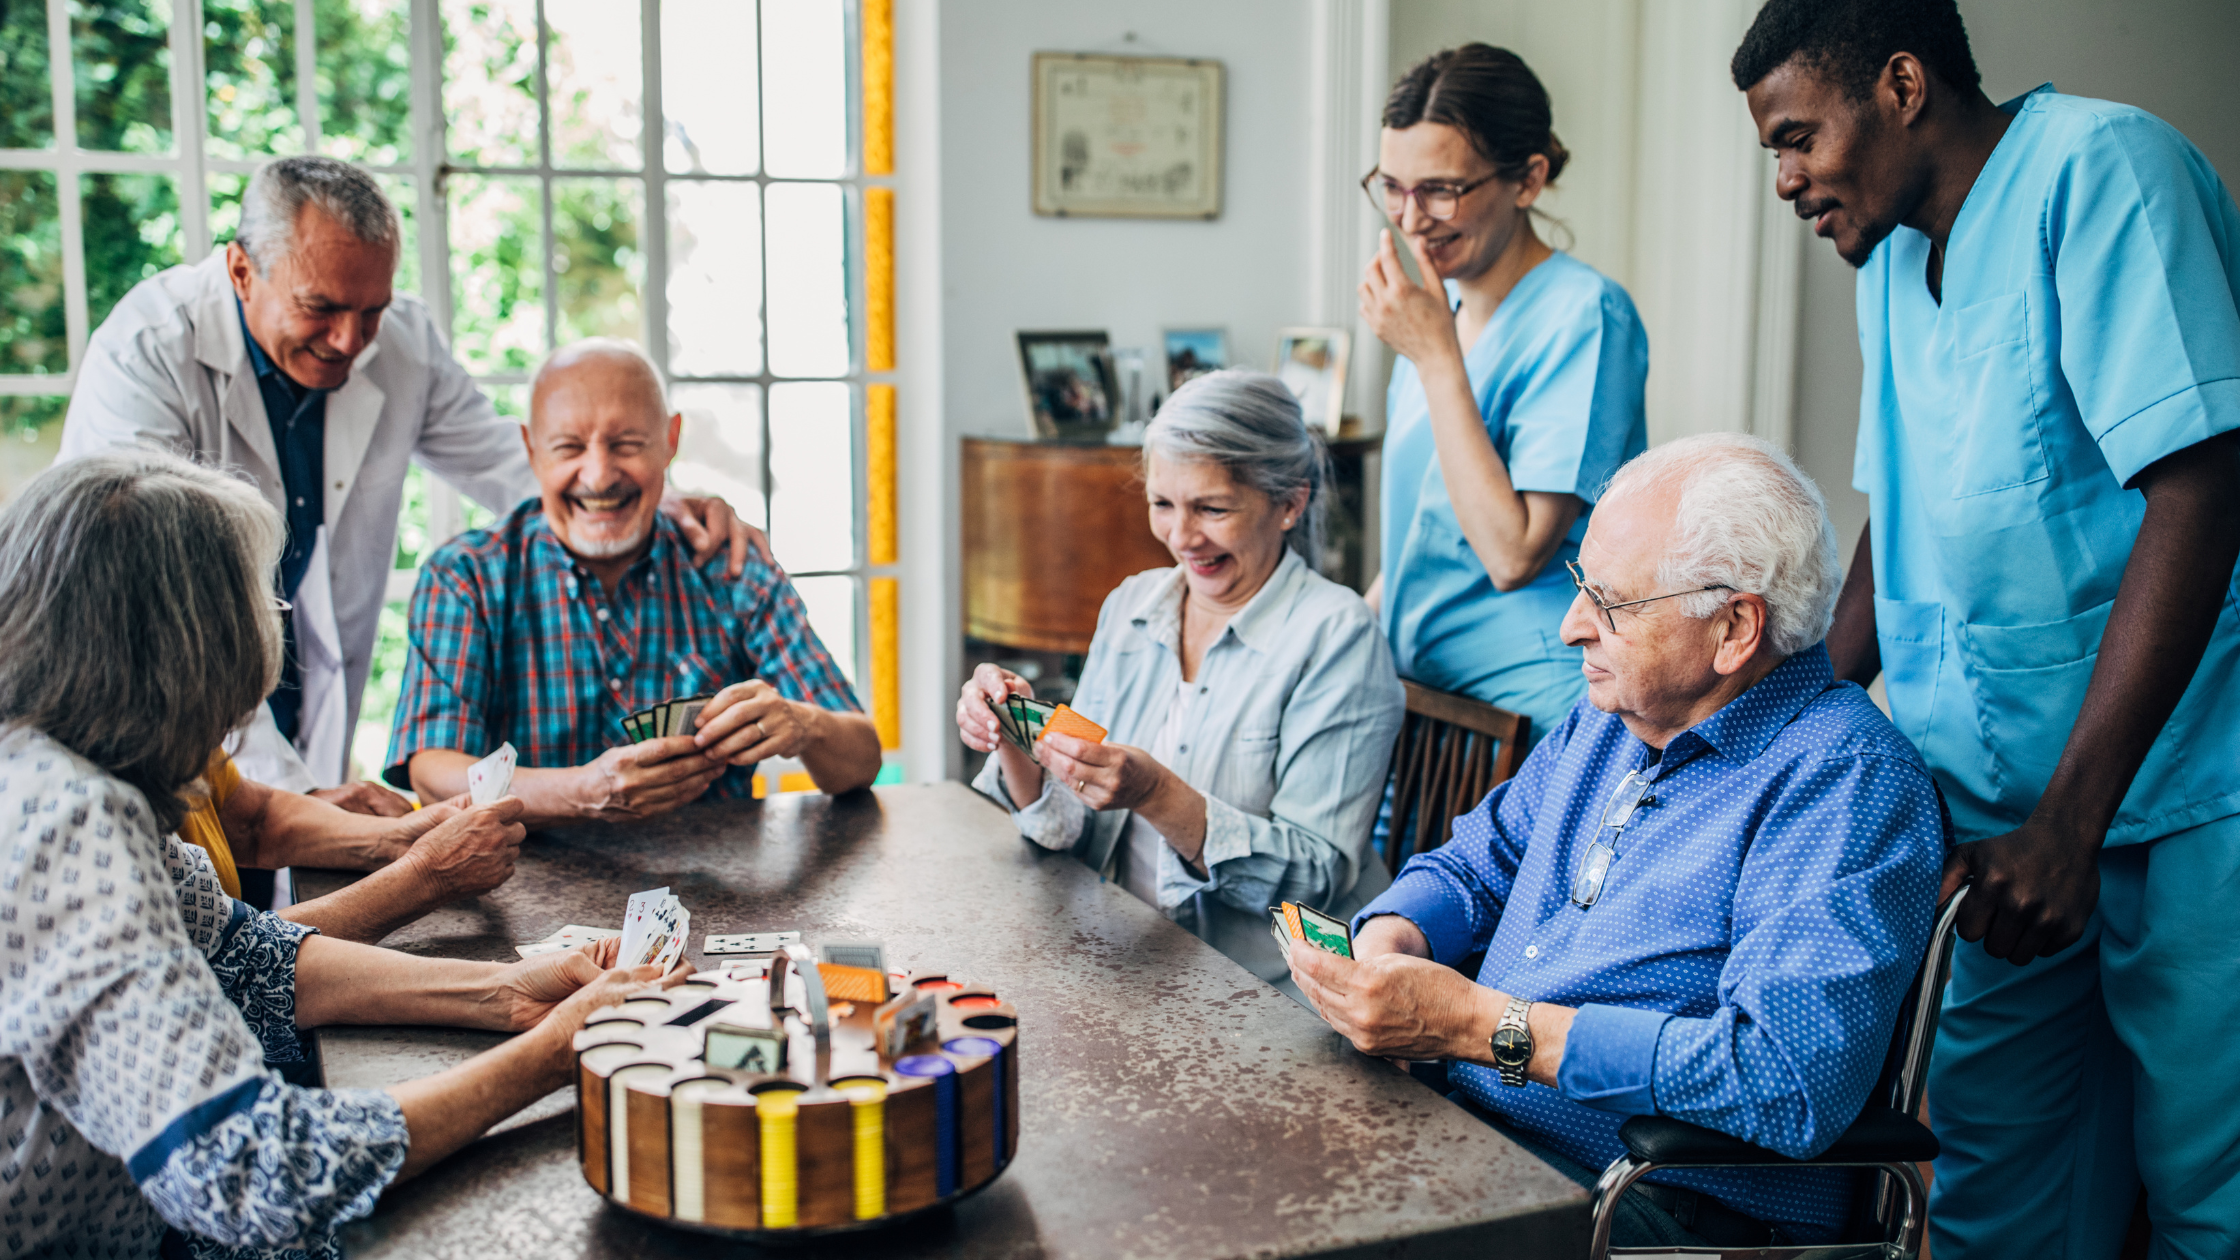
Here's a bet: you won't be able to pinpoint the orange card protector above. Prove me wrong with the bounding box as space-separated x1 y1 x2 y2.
1043 704 1108 744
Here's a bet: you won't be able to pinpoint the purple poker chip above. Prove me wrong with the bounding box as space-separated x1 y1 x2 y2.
941 1037 1004 1058
893 1053 956 1078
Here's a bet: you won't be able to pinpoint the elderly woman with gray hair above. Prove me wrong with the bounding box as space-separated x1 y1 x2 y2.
960 370 1406 991
0 449 676 1258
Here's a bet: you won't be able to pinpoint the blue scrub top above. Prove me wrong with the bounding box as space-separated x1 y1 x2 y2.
1380 251 1648 740
1856 86 2240 846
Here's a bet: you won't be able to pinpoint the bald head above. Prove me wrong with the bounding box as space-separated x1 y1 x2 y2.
529 338 669 436
522 339 681 569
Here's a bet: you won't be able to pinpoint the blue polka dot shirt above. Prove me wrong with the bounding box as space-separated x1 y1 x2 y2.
1356 643 1946 1237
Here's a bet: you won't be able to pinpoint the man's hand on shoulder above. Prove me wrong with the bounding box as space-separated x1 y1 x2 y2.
577 735 727 821
658 490 774 579
310 779 415 817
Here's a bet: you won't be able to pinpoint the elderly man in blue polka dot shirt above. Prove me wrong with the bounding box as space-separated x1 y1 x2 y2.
1291 433 1946 1250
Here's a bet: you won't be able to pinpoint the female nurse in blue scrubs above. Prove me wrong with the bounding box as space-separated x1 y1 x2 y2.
1361 44 1648 744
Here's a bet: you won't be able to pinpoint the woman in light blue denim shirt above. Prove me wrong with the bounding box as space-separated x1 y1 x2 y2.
962 371 1406 993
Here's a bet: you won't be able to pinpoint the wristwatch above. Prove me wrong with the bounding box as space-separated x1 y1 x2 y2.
1490 996 1534 1087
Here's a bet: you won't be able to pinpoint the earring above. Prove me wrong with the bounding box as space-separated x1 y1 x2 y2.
1283 518 1296 529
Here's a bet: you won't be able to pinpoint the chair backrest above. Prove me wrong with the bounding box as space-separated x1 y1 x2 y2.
1852 886 1969 1238
1382 681 1530 876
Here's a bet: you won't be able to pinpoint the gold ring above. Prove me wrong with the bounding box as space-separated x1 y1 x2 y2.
1074 778 1086 793
753 720 767 741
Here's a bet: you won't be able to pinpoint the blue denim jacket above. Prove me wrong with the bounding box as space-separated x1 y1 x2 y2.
974 549 1405 985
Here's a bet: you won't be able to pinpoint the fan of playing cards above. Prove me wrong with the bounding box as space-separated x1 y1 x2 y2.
514 886 690 969
621 694 713 744
1270 900 1355 960
985 693 1107 765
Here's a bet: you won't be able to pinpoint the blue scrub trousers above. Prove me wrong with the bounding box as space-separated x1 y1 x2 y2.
1928 812 2240 1260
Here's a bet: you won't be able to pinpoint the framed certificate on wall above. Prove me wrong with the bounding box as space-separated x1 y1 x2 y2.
1031 52 1224 220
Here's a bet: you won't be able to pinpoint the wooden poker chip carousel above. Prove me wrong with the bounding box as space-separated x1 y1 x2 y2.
573 943 1021 1237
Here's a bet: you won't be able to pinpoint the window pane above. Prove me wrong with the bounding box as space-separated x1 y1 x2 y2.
760 0 844 179
203 0 297 160
662 0 756 175
1 396 71 504
377 173 421 297
768 381 853 572
552 178 642 345
669 382 764 531
447 173 544 375
764 182 847 377
465 382 524 530
208 170 247 245
0 173 67 376
318 0 412 165
544 0 640 170
81 173 181 329
791 574 858 687
666 180 762 377
74 0 174 153
0 0 54 147
442 0 537 168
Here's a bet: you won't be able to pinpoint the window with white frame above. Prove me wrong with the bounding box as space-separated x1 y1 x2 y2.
0 0 881 785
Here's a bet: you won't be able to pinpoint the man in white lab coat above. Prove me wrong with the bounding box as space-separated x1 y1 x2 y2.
61 156 761 814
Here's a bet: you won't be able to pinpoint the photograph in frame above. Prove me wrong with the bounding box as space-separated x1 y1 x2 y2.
1016 330 1119 440
1274 328 1351 436
1163 327 1228 393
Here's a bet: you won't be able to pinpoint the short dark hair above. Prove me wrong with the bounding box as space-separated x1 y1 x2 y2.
1384 44 1569 185
1731 0 1981 101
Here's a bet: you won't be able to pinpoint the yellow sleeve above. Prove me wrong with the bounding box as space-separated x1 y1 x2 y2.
177 750 244 900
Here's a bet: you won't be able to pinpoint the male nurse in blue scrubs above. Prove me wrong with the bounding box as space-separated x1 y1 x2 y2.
1735 2 2240 1257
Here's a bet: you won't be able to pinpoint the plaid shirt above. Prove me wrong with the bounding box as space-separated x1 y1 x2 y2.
385 500 861 798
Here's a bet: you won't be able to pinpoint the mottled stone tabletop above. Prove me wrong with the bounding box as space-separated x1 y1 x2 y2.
299 783 1585 1259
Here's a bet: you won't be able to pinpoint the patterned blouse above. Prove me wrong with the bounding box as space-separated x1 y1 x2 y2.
0 726 409 1258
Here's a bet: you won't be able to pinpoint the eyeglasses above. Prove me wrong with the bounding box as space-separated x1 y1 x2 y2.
1573 768 1658 908
1360 167 1499 223
269 593 293 614
1565 559 1733 633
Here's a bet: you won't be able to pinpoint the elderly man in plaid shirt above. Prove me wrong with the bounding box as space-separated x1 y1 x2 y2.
386 339 882 821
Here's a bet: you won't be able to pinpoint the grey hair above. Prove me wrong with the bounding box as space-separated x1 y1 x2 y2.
1145 369 1331 568
0 448 285 833
236 155 401 274
530 337 670 427
1601 432 1841 658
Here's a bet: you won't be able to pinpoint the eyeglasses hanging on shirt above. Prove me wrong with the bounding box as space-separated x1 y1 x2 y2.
1572 766 1661 909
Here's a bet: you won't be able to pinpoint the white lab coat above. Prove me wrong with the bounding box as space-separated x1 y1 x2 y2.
59 253 539 788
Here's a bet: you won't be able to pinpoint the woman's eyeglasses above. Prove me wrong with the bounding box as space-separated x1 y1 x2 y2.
1572 768 1658 909
1565 559 1732 633
1360 167 1498 223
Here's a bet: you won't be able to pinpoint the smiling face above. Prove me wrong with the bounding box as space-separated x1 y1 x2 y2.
1374 122 1541 283
1145 453 1302 611
525 347 680 567
227 204 396 391
1746 57 1928 268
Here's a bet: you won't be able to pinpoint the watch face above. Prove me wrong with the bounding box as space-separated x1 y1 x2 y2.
1490 1027 1532 1068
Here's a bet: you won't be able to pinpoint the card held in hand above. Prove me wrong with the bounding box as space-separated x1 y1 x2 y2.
1291 902 1355 959
467 741 517 806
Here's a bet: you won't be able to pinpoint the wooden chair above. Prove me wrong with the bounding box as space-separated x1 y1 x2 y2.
1382 681 1530 875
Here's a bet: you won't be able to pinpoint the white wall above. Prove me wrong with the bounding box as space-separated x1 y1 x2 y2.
936 2 1322 437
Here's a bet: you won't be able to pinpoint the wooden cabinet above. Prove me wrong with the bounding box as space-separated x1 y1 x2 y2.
961 438 1174 654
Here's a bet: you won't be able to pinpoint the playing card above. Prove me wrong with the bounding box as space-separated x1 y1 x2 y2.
676 697 709 740
513 923 619 958
467 742 517 806
653 908 690 970
619 887 671 968
703 930 804 956
1291 902 1355 959
1044 704 1107 744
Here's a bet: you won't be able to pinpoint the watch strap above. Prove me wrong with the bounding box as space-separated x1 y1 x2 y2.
1494 996 1533 1087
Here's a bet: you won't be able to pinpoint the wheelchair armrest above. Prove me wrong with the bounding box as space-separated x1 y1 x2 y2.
1618 1107 1939 1168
